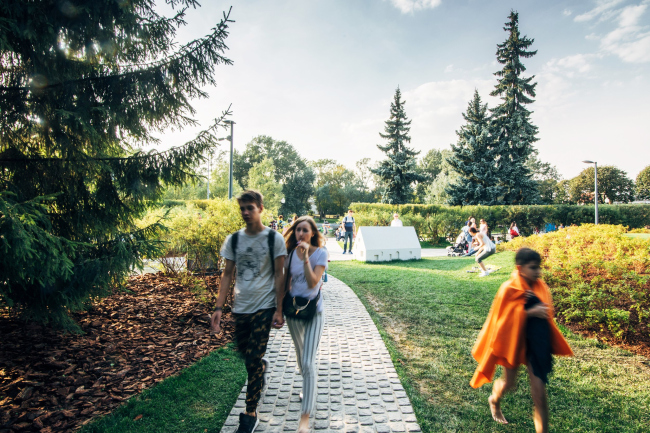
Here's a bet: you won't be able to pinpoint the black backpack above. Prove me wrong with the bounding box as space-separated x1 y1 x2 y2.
231 229 278 276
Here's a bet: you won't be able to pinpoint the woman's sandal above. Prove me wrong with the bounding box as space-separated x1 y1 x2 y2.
297 429 310 433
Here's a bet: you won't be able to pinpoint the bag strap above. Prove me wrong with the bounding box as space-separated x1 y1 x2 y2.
284 249 294 294
268 229 276 277
231 231 239 261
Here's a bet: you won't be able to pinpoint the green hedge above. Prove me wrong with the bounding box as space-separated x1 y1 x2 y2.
349 203 650 242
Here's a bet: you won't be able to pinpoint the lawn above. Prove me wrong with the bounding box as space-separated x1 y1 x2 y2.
80 344 245 433
328 254 650 433
624 233 650 240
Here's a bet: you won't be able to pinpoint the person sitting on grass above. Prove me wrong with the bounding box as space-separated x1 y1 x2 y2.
470 248 573 433
469 226 495 277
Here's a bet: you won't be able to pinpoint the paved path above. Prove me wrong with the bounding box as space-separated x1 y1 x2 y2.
220 276 421 433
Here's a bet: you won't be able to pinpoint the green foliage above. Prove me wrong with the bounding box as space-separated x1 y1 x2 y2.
501 225 650 344
349 202 650 242
570 166 636 204
248 158 283 214
233 135 306 187
371 88 425 204
635 165 650 201
526 155 562 204
137 199 266 272
312 159 361 217
0 1 233 325
281 167 315 217
446 90 505 205
488 11 540 204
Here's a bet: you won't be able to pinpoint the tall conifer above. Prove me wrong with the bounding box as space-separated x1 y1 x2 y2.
371 88 425 204
446 90 505 205
0 1 233 326
489 11 540 204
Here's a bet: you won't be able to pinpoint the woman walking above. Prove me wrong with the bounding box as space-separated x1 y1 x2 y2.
283 216 328 433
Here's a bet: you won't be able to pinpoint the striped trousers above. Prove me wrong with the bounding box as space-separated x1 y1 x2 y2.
286 312 325 415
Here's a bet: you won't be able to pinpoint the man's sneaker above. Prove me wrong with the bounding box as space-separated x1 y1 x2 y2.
299 391 303 401
261 357 270 391
236 413 259 433
478 271 489 277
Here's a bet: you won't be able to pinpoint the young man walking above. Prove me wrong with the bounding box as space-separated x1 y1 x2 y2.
211 190 287 433
341 209 356 254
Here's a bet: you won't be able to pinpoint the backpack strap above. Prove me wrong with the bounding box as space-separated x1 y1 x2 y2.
231 231 239 261
268 229 276 277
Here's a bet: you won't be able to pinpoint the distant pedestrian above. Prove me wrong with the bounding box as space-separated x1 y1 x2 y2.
390 213 403 227
509 222 520 238
469 226 495 277
210 190 287 433
470 248 573 433
341 209 356 254
282 216 328 433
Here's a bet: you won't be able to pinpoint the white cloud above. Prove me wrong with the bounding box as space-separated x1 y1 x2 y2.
576 1 650 63
444 64 454 73
563 9 573 17
389 0 442 14
574 0 625 22
545 54 597 75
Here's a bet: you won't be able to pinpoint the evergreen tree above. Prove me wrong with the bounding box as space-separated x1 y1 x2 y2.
488 11 540 204
371 88 425 204
0 1 234 326
446 90 506 205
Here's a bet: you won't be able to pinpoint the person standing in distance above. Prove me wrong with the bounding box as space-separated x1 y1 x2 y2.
390 213 403 227
341 209 356 254
210 190 287 433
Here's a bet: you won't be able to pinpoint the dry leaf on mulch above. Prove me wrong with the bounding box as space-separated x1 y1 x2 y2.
0 273 234 433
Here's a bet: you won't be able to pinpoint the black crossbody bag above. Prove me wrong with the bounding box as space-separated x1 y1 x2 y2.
282 249 320 321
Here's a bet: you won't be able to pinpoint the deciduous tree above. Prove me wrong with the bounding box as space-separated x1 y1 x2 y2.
636 165 650 200
569 166 635 204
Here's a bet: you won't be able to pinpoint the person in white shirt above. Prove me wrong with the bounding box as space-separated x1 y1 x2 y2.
391 213 403 227
470 226 496 277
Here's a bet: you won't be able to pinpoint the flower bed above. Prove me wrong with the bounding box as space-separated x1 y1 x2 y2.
500 224 650 356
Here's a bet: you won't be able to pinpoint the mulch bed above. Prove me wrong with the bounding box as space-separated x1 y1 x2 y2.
0 273 233 433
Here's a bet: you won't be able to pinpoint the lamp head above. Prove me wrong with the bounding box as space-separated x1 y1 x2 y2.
224 120 235 125
582 160 595 164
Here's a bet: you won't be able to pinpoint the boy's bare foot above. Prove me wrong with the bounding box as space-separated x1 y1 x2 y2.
489 395 508 424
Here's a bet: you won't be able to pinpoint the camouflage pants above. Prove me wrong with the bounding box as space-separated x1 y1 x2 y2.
233 307 274 413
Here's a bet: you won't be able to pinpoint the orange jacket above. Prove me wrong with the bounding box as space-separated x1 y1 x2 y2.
470 270 573 388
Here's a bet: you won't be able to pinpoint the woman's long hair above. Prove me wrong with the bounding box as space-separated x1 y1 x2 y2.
510 221 517 230
284 216 325 254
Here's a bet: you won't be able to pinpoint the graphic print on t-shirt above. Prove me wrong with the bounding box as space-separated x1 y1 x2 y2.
237 242 265 282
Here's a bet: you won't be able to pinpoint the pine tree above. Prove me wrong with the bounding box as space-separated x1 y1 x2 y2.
488 11 540 204
0 1 234 327
371 88 425 204
446 90 506 205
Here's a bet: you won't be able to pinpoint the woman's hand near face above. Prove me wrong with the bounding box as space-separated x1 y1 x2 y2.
296 240 310 262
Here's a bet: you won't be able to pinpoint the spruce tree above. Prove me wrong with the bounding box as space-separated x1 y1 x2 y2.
446 90 506 205
371 88 425 204
0 1 234 326
489 11 540 204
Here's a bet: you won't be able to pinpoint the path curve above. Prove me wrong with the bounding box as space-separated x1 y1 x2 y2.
220 276 422 432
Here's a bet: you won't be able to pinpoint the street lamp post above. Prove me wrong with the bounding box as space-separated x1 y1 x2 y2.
582 160 598 224
225 120 236 199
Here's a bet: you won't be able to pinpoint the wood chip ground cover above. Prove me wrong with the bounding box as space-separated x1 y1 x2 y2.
0 273 233 433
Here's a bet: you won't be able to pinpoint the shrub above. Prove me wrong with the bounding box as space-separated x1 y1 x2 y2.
349 203 650 240
500 224 650 345
137 198 274 273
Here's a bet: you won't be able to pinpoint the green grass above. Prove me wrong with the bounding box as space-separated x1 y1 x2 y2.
328 254 650 433
80 344 246 433
337 240 449 249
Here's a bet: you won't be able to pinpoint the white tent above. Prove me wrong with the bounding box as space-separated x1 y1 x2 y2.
352 226 421 262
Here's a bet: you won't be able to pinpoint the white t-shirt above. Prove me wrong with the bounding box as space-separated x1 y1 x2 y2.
285 247 328 313
221 227 287 314
391 219 403 227
477 232 495 252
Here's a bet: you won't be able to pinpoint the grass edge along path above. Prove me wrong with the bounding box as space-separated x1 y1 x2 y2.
80 344 246 433
329 254 650 433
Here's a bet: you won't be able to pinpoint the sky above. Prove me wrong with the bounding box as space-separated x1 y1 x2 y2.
156 0 650 180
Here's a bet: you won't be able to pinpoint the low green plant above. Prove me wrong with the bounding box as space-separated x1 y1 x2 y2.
501 224 650 344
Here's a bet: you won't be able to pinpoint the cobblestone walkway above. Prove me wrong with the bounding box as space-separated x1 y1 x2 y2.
220 276 421 433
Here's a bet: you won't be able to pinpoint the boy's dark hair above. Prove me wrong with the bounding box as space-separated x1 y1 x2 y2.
237 190 263 207
515 248 542 266
469 227 478 234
